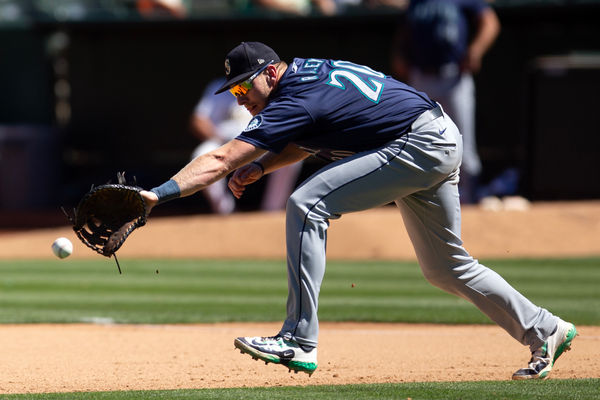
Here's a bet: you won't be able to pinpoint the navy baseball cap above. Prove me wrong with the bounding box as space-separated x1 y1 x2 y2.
214 42 280 94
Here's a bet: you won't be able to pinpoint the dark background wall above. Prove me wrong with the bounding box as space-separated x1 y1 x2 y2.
0 3 599 220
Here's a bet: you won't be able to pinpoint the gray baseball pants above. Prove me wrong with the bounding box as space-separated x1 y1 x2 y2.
279 106 557 352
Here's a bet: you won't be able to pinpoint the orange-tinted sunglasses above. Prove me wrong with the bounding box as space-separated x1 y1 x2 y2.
229 61 274 98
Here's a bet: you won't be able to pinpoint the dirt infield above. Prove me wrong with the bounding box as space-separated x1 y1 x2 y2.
3 323 599 394
1 201 600 393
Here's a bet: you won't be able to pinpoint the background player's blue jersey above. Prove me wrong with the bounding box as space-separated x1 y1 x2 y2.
406 0 489 70
237 58 436 161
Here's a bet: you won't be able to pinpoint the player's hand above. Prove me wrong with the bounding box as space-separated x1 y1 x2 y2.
140 190 159 216
228 162 264 199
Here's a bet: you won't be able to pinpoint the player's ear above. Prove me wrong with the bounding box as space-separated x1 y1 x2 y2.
265 64 278 87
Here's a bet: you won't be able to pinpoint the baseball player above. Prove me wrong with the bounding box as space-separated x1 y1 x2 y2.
391 0 501 203
141 42 576 379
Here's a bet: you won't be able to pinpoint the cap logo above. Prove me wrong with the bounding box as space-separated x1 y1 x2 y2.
257 58 265 65
224 59 231 76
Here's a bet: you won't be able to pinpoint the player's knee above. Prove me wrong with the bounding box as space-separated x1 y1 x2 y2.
286 194 312 224
420 259 478 293
287 193 333 224
421 267 456 290
286 192 305 214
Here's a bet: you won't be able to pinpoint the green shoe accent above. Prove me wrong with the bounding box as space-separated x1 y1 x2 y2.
287 360 317 372
553 324 577 364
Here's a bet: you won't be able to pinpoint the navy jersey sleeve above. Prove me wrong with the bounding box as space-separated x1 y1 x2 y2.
237 97 314 153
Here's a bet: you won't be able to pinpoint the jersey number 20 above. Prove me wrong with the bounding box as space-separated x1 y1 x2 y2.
326 60 385 104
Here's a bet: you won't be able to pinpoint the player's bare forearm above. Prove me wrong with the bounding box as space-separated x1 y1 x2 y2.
172 139 266 198
256 143 310 174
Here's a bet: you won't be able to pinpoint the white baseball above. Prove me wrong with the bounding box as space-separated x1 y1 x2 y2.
51 237 73 259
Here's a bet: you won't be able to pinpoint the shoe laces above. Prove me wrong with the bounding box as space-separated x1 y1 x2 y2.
261 335 281 341
259 334 314 352
528 342 550 368
260 335 285 345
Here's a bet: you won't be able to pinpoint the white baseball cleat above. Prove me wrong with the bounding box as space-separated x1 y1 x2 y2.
234 335 317 375
512 319 577 380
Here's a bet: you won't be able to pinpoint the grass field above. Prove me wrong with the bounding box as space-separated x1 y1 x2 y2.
1 257 599 399
0 258 598 325
3 379 600 400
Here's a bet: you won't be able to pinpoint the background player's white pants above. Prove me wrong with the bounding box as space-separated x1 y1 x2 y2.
410 70 480 203
261 162 303 212
280 106 557 352
410 70 480 177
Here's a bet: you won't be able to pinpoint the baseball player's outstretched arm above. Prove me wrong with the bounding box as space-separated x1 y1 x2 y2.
141 139 266 212
171 139 266 197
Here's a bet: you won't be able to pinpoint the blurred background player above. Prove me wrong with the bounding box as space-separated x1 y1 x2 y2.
136 0 189 18
190 78 302 213
236 0 337 16
391 0 500 203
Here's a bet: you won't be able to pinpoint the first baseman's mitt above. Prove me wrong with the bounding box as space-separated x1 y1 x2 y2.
66 172 147 270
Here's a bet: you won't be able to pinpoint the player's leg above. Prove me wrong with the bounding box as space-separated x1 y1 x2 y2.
397 177 556 345
279 143 418 349
396 166 575 379
235 150 395 374
236 149 402 374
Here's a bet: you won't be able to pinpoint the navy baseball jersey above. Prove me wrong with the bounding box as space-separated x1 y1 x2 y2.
237 58 436 161
406 0 490 69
